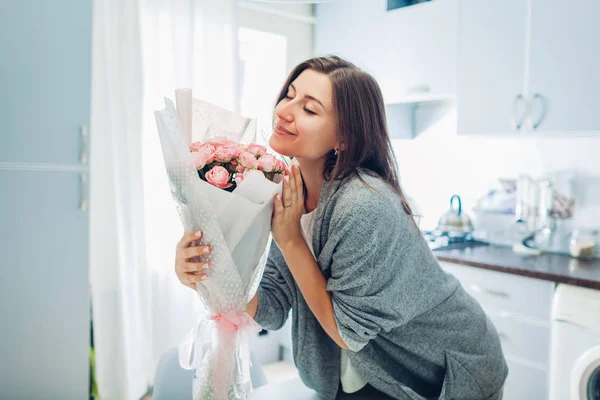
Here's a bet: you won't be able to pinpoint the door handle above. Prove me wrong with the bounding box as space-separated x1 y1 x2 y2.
80 125 89 165
79 173 88 211
526 93 547 130
469 283 509 298
511 94 527 130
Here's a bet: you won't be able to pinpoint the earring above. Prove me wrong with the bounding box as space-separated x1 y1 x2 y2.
334 148 339 156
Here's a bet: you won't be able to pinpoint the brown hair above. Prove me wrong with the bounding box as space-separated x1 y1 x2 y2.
275 55 413 216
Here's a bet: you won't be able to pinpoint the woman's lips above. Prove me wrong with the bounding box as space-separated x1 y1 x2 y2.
274 124 295 136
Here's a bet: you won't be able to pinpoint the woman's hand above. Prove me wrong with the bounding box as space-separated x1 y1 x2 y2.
271 164 305 250
175 231 212 291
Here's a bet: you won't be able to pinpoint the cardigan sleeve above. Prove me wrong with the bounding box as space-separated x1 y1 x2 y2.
254 241 293 331
326 195 407 352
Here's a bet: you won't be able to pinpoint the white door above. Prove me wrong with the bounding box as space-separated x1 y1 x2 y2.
527 0 600 133
457 0 528 135
571 345 600 400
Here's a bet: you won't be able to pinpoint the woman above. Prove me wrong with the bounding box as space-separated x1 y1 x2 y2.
175 56 507 399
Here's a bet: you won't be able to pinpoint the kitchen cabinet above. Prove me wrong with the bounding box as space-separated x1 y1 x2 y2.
0 0 92 164
0 170 90 399
457 0 527 135
527 0 600 133
439 261 554 400
458 0 600 135
0 0 92 399
315 0 458 138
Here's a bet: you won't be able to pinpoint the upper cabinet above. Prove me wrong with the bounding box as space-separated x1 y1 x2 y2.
378 0 458 103
0 0 92 165
458 0 600 135
527 0 600 133
315 0 458 138
457 0 528 135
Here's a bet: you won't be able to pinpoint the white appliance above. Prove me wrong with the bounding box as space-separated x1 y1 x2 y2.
549 284 600 400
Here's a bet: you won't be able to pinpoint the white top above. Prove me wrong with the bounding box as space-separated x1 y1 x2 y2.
300 210 368 394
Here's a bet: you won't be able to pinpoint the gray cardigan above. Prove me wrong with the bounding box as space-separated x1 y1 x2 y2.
254 170 508 399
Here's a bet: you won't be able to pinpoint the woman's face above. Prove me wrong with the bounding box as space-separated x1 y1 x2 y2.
269 69 339 162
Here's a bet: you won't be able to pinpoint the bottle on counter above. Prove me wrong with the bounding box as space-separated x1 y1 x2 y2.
569 229 598 259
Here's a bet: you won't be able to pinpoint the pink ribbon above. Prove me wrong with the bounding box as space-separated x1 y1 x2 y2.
178 310 262 399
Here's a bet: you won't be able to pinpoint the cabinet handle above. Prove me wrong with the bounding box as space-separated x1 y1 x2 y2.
469 283 509 298
80 125 89 165
526 93 547 130
80 173 88 211
511 94 527 130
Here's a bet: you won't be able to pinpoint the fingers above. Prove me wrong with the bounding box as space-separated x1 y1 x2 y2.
182 245 211 260
292 164 303 202
282 170 292 207
178 230 203 249
274 194 284 215
182 261 210 273
185 272 208 284
288 166 297 200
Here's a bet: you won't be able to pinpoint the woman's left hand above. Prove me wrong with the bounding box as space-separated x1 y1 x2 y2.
271 164 305 249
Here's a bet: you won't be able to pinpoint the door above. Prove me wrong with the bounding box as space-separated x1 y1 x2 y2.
0 169 90 399
0 0 92 165
527 0 600 133
571 345 600 399
457 0 528 135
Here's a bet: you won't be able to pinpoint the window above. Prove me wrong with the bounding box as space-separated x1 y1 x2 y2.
238 27 287 146
238 2 314 145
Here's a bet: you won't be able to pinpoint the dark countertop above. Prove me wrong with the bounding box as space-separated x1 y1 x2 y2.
434 244 600 290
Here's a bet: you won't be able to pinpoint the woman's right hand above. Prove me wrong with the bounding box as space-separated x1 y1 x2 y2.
175 231 212 291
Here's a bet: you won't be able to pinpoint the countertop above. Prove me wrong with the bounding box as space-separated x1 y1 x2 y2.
434 244 600 290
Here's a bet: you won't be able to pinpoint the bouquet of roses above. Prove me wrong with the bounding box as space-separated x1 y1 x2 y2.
154 91 284 400
190 138 286 192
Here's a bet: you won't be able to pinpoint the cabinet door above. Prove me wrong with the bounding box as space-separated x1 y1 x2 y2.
0 0 92 164
527 0 600 133
315 0 457 102
503 359 547 400
380 0 458 102
457 0 528 135
0 169 89 400
315 0 388 75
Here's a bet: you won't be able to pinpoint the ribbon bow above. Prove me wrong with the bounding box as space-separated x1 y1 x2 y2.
178 310 262 399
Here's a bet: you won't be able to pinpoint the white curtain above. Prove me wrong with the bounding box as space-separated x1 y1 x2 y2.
90 1 151 400
140 0 240 377
90 0 239 399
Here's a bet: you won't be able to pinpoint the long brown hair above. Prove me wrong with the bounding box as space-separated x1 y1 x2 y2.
275 55 413 216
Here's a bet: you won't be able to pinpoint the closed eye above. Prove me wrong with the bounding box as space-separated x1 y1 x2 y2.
303 107 316 115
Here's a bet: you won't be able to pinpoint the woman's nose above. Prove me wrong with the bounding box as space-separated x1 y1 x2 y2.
275 101 294 123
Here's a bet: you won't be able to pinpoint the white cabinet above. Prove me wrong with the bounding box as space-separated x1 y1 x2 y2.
439 262 555 399
527 0 600 133
0 170 90 399
315 0 458 138
0 0 92 164
0 1 92 398
457 0 527 135
457 0 600 135
316 0 457 102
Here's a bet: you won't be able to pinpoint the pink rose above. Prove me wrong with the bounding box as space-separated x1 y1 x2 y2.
214 145 239 163
207 136 236 147
236 165 245 173
235 169 253 186
189 141 204 152
205 166 233 189
247 144 267 157
237 151 259 169
258 154 277 172
274 159 286 172
191 143 216 169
